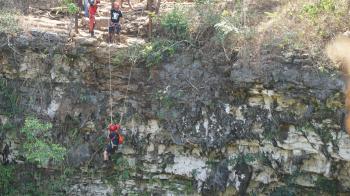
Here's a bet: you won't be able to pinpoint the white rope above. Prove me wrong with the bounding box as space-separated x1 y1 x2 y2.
108 9 140 126
119 60 134 125
108 29 113 124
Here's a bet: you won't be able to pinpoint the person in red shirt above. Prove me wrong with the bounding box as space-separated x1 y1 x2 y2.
88 0 100 37
103 123 124 163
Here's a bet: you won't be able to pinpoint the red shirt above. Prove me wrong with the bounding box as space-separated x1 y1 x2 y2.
89 5 98 15
88 0 100 16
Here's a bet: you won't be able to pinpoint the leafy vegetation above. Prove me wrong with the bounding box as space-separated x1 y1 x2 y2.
155 88 176 109
141 39 178 68
61 0 79 14
192 0 221 37
0 165 76 195
112 44 144 66
315 176 339 195
0 165 14 195
21 117 66 166
296 121 336 145
0 79 21 116
0 9 21 34
106 154 135 189
228 153 258 166
160 7 189 40
113 40 178 68
0 121 16 134
262 0 348 62
113 155 133 181
303 0 336 20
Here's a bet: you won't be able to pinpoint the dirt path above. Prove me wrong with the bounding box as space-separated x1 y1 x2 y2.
20 0 149 47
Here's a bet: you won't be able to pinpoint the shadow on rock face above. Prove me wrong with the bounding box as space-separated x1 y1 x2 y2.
234 161 253 196
67 143 91 167
203 160 229 195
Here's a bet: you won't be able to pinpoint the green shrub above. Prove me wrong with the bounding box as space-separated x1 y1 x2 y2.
112 44 143 66
0 121 15 133
214 10 241 41
156 89 175 109
114 156 132 181
0 165 14 195
191 0 221 41
106 154 135 186
0 9 21 34
0 79 21 116
112 40 177 68
141 39 177 67
160 8 189 40
61 0 79 14
229 153 258 166
315 176 339 195
194 0 221 27
21 117 66 166
303 0 336 20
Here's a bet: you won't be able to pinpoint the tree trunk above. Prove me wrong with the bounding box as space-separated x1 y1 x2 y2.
155 0 161 14
75 13 79 33
148 14 153 39
146 0 154 10
75 0 79 33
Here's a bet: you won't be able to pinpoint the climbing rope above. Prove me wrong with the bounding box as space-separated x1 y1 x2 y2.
119 60 134 125
108 32 113 124
107 34 134 126
107 11 140 126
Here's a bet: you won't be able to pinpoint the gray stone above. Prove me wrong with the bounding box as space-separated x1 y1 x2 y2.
67 143 91 167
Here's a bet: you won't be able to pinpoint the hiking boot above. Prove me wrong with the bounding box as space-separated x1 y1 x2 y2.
91 31 95 37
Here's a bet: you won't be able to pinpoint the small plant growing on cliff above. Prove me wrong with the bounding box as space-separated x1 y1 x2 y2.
303 0 336 21
61 0 79 15
315 176 339 195
61 0 79 33
142 39 177 67
0 79 21 116
229 153 257 167
160 7 189 40
21 117 66 167
0 165 14 195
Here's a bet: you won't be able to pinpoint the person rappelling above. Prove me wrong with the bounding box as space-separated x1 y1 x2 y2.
103 123 124 164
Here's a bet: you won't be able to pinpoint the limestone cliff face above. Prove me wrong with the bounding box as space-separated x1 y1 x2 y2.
1 28 350 195
1 0 60 12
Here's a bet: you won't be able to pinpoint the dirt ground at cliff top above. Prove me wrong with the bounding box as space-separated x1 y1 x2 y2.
17 0 196 44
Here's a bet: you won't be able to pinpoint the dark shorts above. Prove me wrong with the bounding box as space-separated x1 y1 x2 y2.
109 23 121 34
106 143 118 154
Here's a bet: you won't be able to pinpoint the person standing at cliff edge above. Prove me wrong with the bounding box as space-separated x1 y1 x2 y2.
83 0 89 17
108 1 123 43
88 0 100 37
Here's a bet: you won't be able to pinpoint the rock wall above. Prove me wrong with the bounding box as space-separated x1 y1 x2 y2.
0 0 60 12
1 28 350 195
